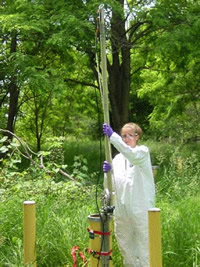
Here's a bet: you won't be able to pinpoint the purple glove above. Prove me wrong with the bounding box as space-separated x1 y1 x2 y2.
103 123 113 137
103 161 112 173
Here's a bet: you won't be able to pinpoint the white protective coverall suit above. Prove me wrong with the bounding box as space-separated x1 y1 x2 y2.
110 132 155 267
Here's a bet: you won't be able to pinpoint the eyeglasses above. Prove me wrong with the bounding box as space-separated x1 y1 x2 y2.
121 133 138 140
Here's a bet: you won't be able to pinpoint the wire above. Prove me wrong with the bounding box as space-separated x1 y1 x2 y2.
94 71 106 267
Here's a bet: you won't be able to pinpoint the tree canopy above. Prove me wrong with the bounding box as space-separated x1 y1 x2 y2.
0 0 199 150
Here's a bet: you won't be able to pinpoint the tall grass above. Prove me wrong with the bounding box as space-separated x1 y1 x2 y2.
0 182 98 266
0 185 122 266
160 197 200 266
0 139 200 266
151 141 200 266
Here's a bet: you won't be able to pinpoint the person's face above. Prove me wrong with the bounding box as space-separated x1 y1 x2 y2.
121 127 139 148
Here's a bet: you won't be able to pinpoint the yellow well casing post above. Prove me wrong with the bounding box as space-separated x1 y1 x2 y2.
148 208 162 267
88 214 113 266
23 201 36 267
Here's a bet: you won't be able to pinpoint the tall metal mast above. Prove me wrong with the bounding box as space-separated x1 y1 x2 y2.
87 5 113 266
98 5 113 207
88 6 113 266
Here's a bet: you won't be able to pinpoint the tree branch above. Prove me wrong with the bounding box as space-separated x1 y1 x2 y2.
0 129 75 181
64 78 98 89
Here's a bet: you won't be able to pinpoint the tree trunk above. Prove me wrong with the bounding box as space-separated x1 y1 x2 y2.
88 1 152 135
6 81 19 139
108 1 131 134
34 102 41 152
6 32 19 141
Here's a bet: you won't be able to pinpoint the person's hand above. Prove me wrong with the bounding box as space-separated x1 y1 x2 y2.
102 123 113 137
103 161 112 173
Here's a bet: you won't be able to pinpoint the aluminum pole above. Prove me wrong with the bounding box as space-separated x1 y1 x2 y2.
99 5 113 207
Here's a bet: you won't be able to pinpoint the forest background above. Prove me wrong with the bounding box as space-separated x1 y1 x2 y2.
0 0 200 266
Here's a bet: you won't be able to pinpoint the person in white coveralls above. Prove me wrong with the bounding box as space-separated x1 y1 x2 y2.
103 122 155 267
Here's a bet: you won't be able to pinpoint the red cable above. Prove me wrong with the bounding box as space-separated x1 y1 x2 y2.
71 246 87 267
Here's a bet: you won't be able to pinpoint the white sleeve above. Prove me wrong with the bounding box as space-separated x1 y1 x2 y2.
110 132 149 165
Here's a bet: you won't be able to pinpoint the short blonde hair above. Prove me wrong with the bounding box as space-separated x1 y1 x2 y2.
121 123 143 139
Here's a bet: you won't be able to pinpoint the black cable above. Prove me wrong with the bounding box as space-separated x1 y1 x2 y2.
94 82 105 267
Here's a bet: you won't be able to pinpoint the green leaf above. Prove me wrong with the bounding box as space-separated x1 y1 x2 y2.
0 136 8 143
10 142 20 147
61 164 68 169
0 146 9 153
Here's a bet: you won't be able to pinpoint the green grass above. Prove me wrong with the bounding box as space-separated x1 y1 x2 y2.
0 139 200 266
159 197 200 266
0 184 97 266
0 186 122 266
